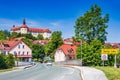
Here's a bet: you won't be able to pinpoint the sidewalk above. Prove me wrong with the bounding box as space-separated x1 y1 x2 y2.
73 66 108 80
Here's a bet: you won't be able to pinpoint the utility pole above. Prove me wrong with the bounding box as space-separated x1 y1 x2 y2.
81 40 82 66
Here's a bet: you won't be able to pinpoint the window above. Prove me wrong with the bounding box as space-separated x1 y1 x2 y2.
27 52 29 55
68 48 74 53
23 45 25 49
22 51 24 55
14 51 17 56
18 45 20 49
18 51 20 55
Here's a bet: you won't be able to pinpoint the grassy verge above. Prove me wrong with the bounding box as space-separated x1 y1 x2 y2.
0 68 17 73
94 66 120 80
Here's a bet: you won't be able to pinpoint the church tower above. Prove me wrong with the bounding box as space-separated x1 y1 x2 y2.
20 19 28 34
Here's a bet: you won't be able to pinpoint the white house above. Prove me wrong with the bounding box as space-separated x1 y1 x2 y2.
11 19 52 39
0 39 32 62
54 44 76 62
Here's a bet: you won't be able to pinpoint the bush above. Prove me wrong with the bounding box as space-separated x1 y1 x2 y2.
0 54 8 69
6 54 15 68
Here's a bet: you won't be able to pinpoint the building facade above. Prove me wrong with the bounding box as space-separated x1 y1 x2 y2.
11 19 52 39
0 39 32 62
54 44 76 62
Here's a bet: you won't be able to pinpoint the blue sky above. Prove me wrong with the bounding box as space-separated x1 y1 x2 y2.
0 0 120 42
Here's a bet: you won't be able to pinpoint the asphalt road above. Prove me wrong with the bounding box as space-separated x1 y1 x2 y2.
0 64 81 80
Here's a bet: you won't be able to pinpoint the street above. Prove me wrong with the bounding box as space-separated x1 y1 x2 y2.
0 64 81 80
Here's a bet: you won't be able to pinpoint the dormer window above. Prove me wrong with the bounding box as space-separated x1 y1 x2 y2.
68 48 74 53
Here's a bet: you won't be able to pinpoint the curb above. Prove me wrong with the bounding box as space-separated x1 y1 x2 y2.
72 66 85 80
24 65 33 69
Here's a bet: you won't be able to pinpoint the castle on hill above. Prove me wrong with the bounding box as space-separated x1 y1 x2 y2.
11 19 52 39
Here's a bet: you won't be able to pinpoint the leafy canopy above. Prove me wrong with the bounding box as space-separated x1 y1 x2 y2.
44 31 63 58
74 5 109 43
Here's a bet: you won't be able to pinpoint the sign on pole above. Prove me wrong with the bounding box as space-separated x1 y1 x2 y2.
101 49 119 68
101 54 108 60
101 49 118 54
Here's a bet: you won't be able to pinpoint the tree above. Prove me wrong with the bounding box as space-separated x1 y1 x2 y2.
32 44 45 62
76 39 103 66
37 34 43 40
0 30 7 40
76 39 114 66
44 31 63 58
3 30 10 38
51 31 63 49
74 5 109 43
22 38 33 48
25 33 36 40
10 32 21 38
6 54 15 68
0 54 8 69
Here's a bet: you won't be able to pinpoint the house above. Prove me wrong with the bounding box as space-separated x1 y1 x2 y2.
54 44 77 62
11 19 52 39
64 38 73 44
0 39 32 62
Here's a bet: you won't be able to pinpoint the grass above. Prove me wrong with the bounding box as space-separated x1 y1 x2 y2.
94 66 120 80
0 68 17 73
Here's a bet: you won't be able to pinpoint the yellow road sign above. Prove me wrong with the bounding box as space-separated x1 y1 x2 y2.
101 49 119 54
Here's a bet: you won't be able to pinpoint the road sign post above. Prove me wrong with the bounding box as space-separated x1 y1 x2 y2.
101 49 118 68
101 54 108 66
114 55 117 68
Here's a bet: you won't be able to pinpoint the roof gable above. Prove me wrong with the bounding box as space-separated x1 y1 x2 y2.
0 39 31 51
57 44 77 56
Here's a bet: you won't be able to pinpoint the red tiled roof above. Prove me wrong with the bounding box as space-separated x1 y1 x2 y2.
3 40 21 50
0 39 31 50
28 28 51 33
57 44 77 56
11 27 20 31
112 43 120 48
11 27 51 33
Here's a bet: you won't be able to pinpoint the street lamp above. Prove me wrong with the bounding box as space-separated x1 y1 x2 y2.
81 40 82 66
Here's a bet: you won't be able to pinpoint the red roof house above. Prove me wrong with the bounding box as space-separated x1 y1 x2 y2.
0 39 32 62
54 44 77 62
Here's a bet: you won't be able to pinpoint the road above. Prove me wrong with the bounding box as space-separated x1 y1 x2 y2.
0 64 81 80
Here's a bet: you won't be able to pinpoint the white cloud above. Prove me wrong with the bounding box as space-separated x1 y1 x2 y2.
50 22 60 27
0 18 21 30
0 18 75 39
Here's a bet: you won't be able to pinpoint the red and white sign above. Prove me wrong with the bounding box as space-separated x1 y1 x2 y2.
101 54 108 60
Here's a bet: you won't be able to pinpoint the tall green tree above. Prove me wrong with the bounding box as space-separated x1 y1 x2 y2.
22 38 33 48
74 5 109 43
3 30 10 39
32 44 45 62
25 33 36 40
44 31 63 58
37 34 44 40
76 39 103 66
0 30 7 40
10 32 21 38
76 39 114 66
6 54 15 68
0 54 8 69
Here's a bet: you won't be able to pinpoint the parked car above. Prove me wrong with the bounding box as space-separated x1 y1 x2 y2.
46 62 52 66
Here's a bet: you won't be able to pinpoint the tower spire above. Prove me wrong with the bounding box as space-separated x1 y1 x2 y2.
23 19 26 25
